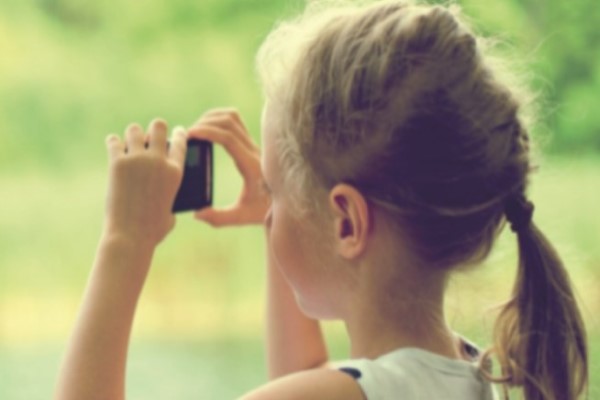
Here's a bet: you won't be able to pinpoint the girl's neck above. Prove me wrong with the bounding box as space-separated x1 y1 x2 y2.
345 303 461 361
344 265 462 361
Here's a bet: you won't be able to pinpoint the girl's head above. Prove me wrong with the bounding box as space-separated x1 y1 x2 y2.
259 1 530 268
258 1 587 399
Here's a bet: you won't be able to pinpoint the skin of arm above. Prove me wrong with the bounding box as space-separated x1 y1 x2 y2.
54 234 155 400
55 119 187 400
265 229 329 379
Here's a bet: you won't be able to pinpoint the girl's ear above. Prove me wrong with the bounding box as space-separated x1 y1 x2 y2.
328 184 371 260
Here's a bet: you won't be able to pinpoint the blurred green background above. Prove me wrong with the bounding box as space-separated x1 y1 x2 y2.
0 0 598 398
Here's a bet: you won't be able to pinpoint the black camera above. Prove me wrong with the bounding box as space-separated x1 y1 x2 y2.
172 139 213 213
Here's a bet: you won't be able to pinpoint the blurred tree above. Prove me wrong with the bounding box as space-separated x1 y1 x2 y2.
0 0 598 171
36 0 102 31
526 0 600 151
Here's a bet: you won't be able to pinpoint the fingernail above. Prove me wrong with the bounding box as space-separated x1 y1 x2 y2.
128 123 142 133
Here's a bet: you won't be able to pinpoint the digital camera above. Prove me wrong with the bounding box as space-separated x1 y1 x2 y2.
172 139 213 213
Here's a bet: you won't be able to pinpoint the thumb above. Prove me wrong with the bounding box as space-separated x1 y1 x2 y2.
194 206 241 227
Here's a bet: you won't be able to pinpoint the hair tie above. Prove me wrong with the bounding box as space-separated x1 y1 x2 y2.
504 195 534 233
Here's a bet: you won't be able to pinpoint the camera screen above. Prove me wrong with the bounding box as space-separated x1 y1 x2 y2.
186 146 201 167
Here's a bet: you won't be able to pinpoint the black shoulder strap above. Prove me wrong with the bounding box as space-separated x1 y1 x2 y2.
339 367 362 380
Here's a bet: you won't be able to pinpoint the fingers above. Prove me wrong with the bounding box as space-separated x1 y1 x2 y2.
201 115 257 152
195 206 244 227
168 126 188 169
105 134 125 161
125 123 145 154
191 108 258 152
117 119 176 159
189 109 261 183
194 108 244 127
187 124 258 181
148 119 168 155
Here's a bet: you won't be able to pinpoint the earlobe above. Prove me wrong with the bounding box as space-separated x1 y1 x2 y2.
328 184 371 260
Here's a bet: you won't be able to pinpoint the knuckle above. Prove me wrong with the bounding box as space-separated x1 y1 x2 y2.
147 152 163 163
221 132 235 147
227 110 241 124
221 115 234 128
200 215 217 227
112 157 129 173
167 160 183 174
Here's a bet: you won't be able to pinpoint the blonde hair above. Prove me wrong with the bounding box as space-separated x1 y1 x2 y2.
256 1 588 398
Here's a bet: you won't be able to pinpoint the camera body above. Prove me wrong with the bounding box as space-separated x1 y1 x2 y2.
172 139 213 213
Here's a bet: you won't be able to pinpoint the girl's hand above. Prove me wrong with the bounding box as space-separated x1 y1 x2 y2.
104 119 187 248
188 109 270 226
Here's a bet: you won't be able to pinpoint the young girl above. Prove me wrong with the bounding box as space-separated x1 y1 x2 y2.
55 1 588 399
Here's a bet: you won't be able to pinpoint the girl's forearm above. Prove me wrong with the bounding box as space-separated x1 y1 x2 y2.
265 234 328 379
55 233 155 400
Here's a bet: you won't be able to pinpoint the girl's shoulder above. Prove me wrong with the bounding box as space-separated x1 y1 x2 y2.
240 339 495 400
332 340 497 400
240 367 366 400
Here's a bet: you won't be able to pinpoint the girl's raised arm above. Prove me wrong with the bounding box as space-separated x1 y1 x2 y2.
188 109 329 379
55 120 187 400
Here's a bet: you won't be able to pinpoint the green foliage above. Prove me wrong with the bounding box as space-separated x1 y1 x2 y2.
0 0 599 170
0 0 299 169
462 0 600 152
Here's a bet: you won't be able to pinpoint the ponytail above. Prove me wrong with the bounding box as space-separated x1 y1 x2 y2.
486 196 588 399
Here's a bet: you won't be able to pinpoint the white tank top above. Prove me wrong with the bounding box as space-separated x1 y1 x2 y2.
335 339 497 400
